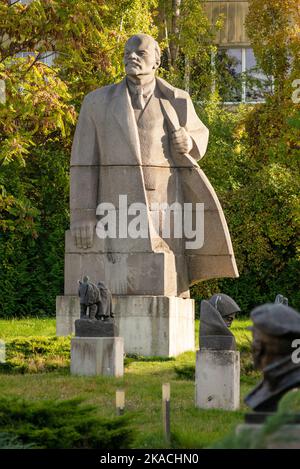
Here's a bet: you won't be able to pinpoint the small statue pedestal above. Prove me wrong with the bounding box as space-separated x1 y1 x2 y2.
57 295 195 357
195 349 240 410
70 319 124 377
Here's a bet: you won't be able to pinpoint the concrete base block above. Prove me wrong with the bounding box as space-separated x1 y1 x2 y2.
70 337 124 377
113 295 195 357
56 296 80 336
236 424 300 449
57 295 195 357
195 349 240 410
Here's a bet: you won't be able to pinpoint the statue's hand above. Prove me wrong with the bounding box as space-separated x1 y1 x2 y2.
171 127 193 155
71 221 95 249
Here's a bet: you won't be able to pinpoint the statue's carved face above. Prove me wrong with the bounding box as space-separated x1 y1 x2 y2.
124 35 158 78
223 313 235 328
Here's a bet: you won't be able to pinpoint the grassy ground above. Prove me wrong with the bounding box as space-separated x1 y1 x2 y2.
0 317 258 449
0 318 55 339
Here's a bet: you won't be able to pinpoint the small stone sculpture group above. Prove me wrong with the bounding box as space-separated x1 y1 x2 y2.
78 276 113 321
75 276 117 338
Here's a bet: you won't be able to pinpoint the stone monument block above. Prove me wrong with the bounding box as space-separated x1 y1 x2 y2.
56 295 80 336
57 294 195 357
71 337 124 377
195 349 240 410
113 295 195 356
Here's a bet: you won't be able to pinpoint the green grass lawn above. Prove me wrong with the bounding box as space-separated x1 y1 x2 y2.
0 318 56 339
0 317 257 449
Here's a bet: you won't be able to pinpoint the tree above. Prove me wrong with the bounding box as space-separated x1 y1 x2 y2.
0 0 158 316
192 0 300 312
157 0 218 99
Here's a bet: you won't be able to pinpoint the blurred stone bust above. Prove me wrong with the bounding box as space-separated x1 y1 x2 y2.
245 303 300 412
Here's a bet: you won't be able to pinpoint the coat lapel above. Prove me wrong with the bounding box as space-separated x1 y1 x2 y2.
110 78 141 164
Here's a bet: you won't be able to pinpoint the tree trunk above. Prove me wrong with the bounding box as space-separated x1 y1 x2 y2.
170 0 181 67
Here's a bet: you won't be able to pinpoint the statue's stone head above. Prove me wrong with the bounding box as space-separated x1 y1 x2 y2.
208 293 241 328
275 294 288 306
249 303 300 370
124 34 161 79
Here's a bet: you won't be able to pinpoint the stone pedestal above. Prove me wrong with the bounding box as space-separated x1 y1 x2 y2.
70 337 124 377
63 230 189 297
236 424 300 449
195 349 240 410
75 318 117 337
56 296 80 336
57 295 195 357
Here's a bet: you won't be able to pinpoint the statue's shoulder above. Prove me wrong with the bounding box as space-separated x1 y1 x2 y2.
83 83 118 105
156 77 190 102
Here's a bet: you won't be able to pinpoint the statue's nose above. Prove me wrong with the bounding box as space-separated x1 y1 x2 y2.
128 51 139 60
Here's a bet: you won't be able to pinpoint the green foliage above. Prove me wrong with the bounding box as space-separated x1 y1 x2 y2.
0 144 69 316
174 364 195 380
0 318 254 449
0 317 55 338
0 336 70 373
0 0 158 316
0 432 33 449
125 353 174 364
190 86 300 313
0 396 134 449
157 0 218 100
212 391 300 449
246 0 300 92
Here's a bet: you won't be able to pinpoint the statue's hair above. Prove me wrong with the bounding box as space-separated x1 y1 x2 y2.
125 34 161 66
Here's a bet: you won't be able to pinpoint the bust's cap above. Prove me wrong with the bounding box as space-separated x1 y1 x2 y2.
208 293 241 318
250 303 300 337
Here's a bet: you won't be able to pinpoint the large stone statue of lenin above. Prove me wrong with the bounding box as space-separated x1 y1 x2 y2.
66 33 238 298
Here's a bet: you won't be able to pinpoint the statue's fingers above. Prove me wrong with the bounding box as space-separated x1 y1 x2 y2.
81 226 88 249
171 134 186 143
75 228 82 249
86 225 92 249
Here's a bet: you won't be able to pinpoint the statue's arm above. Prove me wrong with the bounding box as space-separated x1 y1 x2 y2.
185 95 209 161
70 95 100 249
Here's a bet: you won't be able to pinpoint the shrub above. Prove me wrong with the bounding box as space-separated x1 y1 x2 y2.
0 336 70 374
0 396 134 449
0 432 33 449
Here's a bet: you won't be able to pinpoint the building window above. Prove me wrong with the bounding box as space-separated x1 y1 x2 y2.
16 51 57 67
214 47 272 104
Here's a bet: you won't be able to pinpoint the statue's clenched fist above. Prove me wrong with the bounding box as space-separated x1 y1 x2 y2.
171 127 193 155
71 221 95 249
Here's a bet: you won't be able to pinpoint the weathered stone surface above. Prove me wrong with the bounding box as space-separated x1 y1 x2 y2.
75 318 118 337
200 336 236 350
112 295 195 356
70 337 124 377
195 349 240 410
64 251 190 297
57 294 195 357
56 295 80 336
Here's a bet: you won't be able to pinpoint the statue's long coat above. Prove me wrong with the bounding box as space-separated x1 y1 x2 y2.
71 77 238 284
